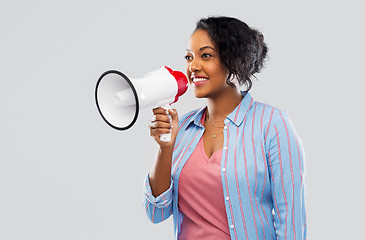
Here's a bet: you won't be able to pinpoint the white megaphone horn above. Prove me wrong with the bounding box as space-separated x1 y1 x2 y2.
95 66 188 142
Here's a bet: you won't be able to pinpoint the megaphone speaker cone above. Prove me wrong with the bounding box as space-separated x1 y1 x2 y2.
95 70 139 130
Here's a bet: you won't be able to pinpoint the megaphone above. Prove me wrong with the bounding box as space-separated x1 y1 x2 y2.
95 66 188 142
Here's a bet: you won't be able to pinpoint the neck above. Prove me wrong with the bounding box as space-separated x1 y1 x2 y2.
206 87 243 121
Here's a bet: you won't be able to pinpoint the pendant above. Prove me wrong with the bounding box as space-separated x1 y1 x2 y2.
212 134 216 138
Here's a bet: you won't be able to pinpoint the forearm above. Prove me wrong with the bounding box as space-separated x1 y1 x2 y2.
149 146 173 197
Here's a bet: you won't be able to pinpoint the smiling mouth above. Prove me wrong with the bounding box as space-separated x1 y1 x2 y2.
191 77 209 87
192 76 209 83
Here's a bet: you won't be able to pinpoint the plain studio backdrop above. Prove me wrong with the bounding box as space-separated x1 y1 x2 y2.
0 1 364 239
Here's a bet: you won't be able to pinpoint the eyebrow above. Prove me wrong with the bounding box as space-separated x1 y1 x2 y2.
186 46 216 52
200 46 215 51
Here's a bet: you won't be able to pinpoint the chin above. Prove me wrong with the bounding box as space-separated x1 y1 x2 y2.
193 88 209 98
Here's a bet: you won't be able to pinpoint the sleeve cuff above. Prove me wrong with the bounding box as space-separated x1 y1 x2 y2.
144 174 173 207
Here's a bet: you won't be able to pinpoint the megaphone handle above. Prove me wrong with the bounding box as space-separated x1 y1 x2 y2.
160 104 172 142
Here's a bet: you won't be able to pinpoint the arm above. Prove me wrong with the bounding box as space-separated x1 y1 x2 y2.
143 174 173 224
267 110 307 240
143 107 179 223
149 146 173 197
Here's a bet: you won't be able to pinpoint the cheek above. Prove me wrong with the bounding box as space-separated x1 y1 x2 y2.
185 61 191 73
185 67 192 82
209 65 229 84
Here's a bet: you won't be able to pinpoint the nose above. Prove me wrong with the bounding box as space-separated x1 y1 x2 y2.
188 58 201 73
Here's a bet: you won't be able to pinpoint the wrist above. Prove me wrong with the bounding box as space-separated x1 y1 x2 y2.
159 144 174 152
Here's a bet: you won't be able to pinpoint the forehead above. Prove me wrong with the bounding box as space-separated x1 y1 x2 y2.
187 29 215 51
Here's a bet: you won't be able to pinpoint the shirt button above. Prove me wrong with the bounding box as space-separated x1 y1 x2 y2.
224 126 228 130
225 196 230 201
222 168 226 172
230 225 235 229
223 146 227 150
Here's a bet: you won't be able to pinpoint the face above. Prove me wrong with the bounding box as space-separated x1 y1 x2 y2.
185 29 230 98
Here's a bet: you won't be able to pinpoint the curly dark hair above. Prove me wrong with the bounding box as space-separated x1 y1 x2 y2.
195 16 268 92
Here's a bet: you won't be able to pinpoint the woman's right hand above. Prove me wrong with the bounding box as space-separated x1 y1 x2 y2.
149 107 179 149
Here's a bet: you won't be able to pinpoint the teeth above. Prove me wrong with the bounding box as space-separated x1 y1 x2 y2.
193 78 208 82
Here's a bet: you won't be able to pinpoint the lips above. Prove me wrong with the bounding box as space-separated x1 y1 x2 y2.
191 75 209 86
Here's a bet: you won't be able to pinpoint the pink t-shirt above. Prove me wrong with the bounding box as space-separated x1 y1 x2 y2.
178 134 230 239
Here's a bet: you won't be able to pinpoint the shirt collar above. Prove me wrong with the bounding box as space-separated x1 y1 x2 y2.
226 91 255 127
185 91 255 129
185 106 207 129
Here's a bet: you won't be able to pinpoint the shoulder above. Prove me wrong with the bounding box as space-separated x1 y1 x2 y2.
252 101 296 141
251 101 286 126
254 102 299 146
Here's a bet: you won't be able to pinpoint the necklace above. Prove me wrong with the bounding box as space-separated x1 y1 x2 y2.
205 127 223 138
208 121 225 128
205 114 226 138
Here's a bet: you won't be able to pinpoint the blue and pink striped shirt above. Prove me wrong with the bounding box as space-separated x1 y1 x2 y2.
143 91 307 240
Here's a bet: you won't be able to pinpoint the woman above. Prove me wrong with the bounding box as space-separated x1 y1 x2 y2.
143 16 306 240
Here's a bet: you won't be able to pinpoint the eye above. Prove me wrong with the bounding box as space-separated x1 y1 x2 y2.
202 53 212 58
185 55 193 61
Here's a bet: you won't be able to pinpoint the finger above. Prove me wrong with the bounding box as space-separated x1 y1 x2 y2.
149 121 172 129
151 114 171 124
152 107 169 115
150 128 172 138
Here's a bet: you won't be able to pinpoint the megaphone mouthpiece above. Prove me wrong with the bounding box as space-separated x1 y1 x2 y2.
164 66 189 103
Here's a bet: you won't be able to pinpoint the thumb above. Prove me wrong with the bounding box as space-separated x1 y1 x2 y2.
168 108 178 121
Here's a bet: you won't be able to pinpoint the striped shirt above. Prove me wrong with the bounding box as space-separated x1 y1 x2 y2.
143 91 307 240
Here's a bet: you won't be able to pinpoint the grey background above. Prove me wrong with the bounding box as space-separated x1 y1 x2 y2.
1 0 364 239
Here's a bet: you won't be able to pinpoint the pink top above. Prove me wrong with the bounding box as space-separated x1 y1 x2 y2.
178 131 230 239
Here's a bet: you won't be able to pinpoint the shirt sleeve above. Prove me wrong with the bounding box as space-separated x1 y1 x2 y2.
266 110 307 240
142 174 173 224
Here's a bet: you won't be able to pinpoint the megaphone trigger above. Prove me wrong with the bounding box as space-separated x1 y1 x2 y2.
159 104 172 142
